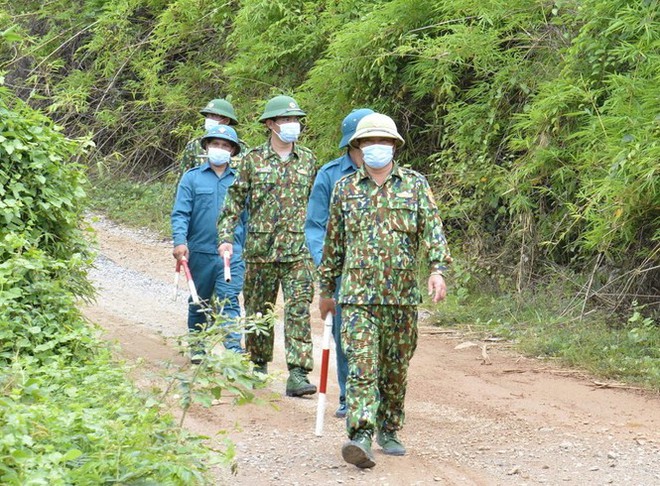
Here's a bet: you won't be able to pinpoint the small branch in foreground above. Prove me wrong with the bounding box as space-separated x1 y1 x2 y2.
590 381 645 391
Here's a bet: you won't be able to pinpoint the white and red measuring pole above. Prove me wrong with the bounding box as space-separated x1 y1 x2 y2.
315 313 334 437
173 257 200 304
223 251 231 283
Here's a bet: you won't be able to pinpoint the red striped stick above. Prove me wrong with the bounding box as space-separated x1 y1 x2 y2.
176 257 200 304
315 313 334 436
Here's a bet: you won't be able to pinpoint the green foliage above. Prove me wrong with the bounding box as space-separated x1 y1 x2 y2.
0 88 215 483
0 85 95 364
89 175 177 235
226 1 383 105
509 0 660 269
1 0 658 310
171 307 275 423
0 355 212 484
0 87 91 273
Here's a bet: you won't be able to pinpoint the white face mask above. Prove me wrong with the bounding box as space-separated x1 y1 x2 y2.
275 122 301 143
204 118 220 130
362 144 394 169
207 147 231 166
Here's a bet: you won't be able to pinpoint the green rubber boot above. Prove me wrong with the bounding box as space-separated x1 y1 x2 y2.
342 431 376 468
285 367 317 397
253 361 268 375
190 343 206 365
376 429 406 456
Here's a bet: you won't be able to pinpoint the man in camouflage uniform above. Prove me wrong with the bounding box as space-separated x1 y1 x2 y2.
218 95 318 397
318 113 451 468
305 108 374 418
178 98 247 175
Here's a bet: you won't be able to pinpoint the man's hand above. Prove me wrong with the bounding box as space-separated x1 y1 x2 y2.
173 244 189 261
218 242 233 257
428 274 447 303
319 297 336 319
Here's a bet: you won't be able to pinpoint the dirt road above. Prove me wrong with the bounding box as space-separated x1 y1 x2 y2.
82 215 660 485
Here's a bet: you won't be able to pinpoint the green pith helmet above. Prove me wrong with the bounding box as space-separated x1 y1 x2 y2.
258 95 306 122
200 99 238 125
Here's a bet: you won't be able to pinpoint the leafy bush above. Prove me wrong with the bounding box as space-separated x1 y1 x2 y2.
1 84 94 363
0 354 212 484
0 87 216 483
508 0 659 301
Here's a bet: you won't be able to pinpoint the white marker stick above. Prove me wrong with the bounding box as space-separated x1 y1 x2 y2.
223 251 231 282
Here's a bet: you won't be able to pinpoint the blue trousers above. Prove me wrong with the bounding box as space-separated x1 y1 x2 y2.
187 251 245 351
334 280 348 404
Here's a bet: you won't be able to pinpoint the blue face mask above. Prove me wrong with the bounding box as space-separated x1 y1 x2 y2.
207 147 231 166
275 122 301 143
362 144 394 169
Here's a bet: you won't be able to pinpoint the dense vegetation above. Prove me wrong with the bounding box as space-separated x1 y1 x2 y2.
2 0 657 315
0 0 658 480
0 87 221 482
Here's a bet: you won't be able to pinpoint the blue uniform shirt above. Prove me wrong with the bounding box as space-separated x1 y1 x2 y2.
172 162 246 259
305 153 358 266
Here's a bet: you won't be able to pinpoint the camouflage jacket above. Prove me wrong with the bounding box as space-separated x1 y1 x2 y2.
217 140 317 263
178 136 249 175
318 163 451 305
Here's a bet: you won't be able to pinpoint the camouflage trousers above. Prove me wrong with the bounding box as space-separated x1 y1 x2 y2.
244 260 314 371
341 304 418 439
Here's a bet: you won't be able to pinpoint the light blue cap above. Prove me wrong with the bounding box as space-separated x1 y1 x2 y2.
339 108 375 149
200 125 240 154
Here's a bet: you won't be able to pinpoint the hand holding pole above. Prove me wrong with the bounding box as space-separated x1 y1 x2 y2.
176 257 200 304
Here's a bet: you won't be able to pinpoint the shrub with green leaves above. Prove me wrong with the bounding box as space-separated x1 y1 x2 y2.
0 84 94 364
507 0 659 302
0 87 217 483
1 354 213 484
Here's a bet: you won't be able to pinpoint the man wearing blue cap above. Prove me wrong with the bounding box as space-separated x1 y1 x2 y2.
305 108 374 417
172 125 247 363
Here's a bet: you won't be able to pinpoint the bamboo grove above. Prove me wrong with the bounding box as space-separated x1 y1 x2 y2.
1 0 658 313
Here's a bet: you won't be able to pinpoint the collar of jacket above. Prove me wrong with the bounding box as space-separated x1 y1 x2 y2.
339 152 359 173
200 162 236 177
356 161 402 182
263 140 302 160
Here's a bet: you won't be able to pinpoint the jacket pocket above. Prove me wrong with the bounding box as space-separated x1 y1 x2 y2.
194 187 215 210
385 197 418 234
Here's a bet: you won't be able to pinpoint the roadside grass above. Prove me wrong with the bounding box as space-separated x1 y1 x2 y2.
92 177 660 393
429 292 660 392
89 175 176 237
